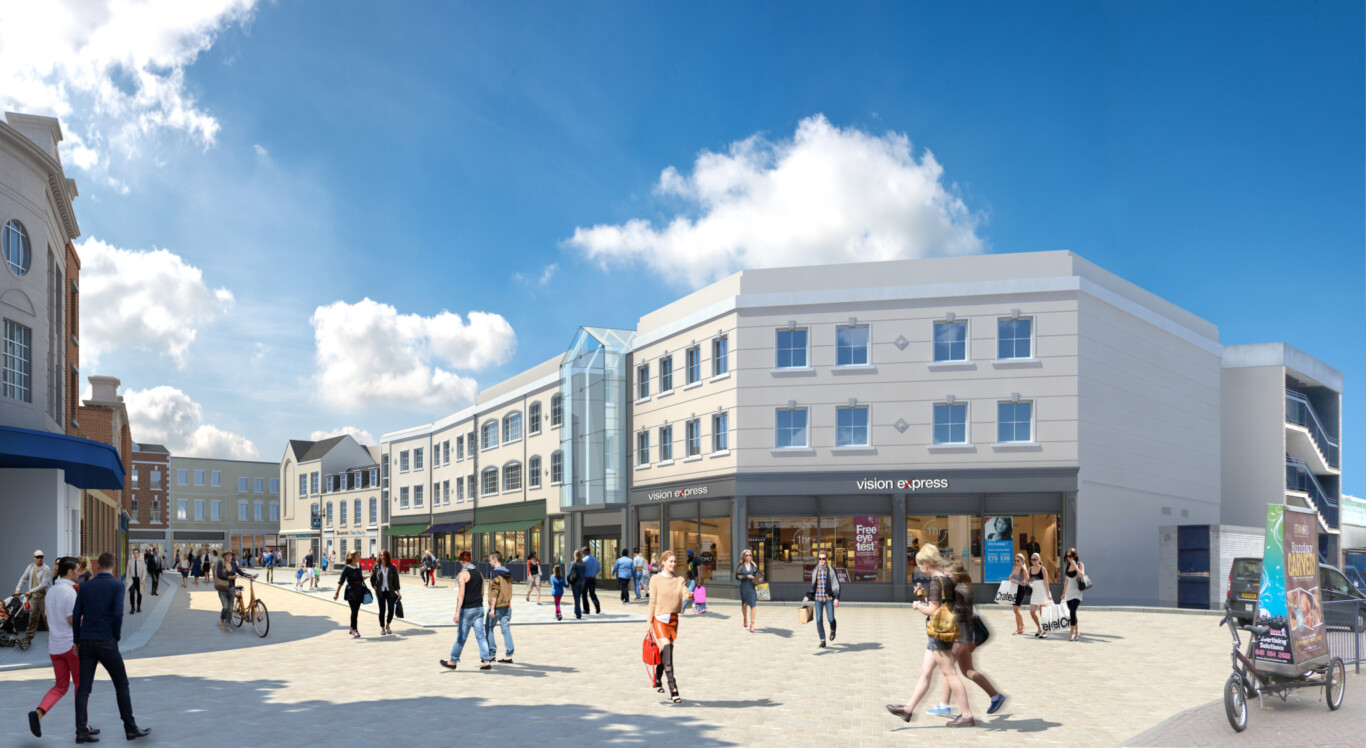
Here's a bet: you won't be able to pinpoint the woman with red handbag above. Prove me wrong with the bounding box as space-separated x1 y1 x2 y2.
646 550 692 704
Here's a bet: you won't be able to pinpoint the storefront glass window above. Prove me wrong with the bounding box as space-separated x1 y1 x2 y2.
907 515 982 581
551 518 565 566
698 517 731 582
638 520 661 565
747 516 820 583
829 516 892 582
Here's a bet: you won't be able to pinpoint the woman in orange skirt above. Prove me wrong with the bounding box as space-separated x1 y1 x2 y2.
647 550 692 703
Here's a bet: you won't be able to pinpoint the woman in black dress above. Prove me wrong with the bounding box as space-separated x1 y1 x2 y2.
333 551 370 638
736 549 760 633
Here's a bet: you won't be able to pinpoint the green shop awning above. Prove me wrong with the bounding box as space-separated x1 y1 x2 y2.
468 519 542 535
385 523 430 537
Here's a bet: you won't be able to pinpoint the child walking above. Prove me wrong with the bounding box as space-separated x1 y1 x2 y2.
551 564 567 621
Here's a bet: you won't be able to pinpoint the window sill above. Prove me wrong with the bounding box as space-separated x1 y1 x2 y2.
682 381 703 391
831 364 877 375
528 429 542 437
927 361 976 371
770 447 816 456
709 371 731 383
830 445 877 455
656 459 674 467
502 488 522 495
927 444 977 453
683 455 703 463
634 463 651 471
993 358 1041 368
481 446 499 452
635 396 652 405
709 450 731 459
528 484 542 491
656 389 675 399
771 366 815 376
992 442 1041 451
551 423 562 431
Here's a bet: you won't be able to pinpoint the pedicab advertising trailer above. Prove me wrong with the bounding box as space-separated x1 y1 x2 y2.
1253 505 1329 676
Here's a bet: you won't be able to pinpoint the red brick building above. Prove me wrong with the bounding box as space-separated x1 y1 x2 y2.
129 443 170 555
75 376 133 566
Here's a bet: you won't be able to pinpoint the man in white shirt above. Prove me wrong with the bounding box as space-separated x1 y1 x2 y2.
28 557 97 739
125 551 146 615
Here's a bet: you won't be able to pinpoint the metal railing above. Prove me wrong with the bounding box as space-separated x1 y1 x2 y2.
1286 458 1340 529
1323 599 1364 673
1286 389 1340 469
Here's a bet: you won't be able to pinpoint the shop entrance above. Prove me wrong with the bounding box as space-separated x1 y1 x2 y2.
585 535 619 579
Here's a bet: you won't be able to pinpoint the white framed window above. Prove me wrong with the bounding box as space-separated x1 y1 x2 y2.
399 450 410 472
712 336 729 376
775 328 809 369
456 476 465 502
933 402 969 444
339 500 347 524
178 468 188 486
528 455 542 488
255 501 264 522
399 487 409 509
443 480 450 505
194 469 205 486
1 319 30 402
433 482 440 507
414 447 424 470
299 475 307 496
659 356 674 392
443 440 450 465
933 320 968 362
658 425 673 462
178 499 189 521
414 484 424 507
254 477 264 493
151 498 160 523
686 419 702 457
637 363 650 400
311 471 320 494
131 469 139 489
151 470 161 488
482 420 499 450
210 500 221 521
3 219 31 276
504 462 522 492
997 400 1034 443
270 502 280 522
238 500 248 521
775 408 809 449
713 412 729 452
456 435 465 460
836 325 870 366
269 478 278 493
238 476 249 492
686 346 702 384
551 451 564 483
637 431 650 466
367 498 375 523
529 402 542 435
210 470 221 487
130 498 139 521
551 395 563 427
482 467 499 496
504 412 523 443
998 317 1033 360
836 405 870 447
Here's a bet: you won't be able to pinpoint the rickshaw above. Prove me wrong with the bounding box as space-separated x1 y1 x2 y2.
1220 601 1344 732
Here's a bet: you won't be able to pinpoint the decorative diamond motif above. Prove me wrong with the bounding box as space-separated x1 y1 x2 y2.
894 418 910 433
893 335 909 350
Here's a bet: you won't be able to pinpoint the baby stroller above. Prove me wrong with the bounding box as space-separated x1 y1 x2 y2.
0 594 32 650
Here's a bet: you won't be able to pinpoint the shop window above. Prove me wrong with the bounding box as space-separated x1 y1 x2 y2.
698 516 731 582
829 516 891 582
638 520 662 565
933 320 967 362
747 516 821 583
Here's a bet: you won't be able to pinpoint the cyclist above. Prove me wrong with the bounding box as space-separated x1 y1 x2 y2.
214 551 256 632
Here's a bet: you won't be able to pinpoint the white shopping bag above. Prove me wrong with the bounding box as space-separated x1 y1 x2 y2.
1039 599 1062 633
994 580 1017 604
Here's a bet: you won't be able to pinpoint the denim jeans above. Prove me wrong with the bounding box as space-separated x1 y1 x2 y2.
75 640 137 735
218 589 235 622
485 605 513 657
633 570 643 598
450 606 489 663
814 599 836 641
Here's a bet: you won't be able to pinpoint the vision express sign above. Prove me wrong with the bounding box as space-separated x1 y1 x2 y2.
642 477 949 501
646 485 711 501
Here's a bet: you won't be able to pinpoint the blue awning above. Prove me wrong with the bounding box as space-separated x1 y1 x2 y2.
422 522 471 534
0 424 126 489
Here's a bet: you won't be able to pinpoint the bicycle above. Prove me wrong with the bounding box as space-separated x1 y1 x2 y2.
1220 602 1343 732
230 578 270 638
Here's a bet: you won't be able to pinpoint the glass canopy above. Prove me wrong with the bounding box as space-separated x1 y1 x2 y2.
559 326 635 509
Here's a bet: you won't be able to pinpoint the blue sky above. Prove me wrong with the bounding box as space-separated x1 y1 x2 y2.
4 2 1361 493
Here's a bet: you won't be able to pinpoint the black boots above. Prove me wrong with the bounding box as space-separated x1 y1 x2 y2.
661 643 679 701
830 619 837 641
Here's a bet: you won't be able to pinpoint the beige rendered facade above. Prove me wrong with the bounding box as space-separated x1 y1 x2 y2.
166 456 281 559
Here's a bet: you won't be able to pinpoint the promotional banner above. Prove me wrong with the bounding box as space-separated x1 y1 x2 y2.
984 516 1014 583
854 516 879 580
1253 505 1328 667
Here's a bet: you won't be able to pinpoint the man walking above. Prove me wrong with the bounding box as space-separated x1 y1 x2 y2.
73 552 151 742
145 550 160 597
28 557 98 739
632 548 645 600
484 552 514 664
15 550 52 645
613 550 634 604
439 551 491 671
263 548 275 584
125 551 146 615
801 551 841 648
581 546 602 615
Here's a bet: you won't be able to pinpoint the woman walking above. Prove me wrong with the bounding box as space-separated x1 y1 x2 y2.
569 549 589 619
642 554 657 598
736 549 760 633
1010 553 1030 635
1028 552 1051 638
646 550 692 704
369 550 402 635
550 564 567 621
215 551 254 632
526 552 542 604
176 553 190 588
1061 548 1085 641
928 560 1007 718
189 550 202 586
885 544 975 727
334 551 370 638
76 557 92 586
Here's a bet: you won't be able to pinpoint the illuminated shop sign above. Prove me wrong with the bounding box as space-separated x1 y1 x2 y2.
854 478 949 491
647 485 710 501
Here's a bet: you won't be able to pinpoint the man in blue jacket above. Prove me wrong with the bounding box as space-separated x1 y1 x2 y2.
72 552 151 743
612 550 635 604
581 547 602 615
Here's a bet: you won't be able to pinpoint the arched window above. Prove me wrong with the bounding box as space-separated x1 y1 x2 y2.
481 467 499 496
326 502 334 525
353 499 361 525
369 497 377 523
481 420 498 450
3 219 29 275
550 451 564 484
550 394 563 427
503 462 522 492
503 412 522 443
528 455 542 489
339 501 346 525
528 401 542 434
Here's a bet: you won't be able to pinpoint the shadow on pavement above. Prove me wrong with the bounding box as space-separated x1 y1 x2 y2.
126 590 346 659
814 641 884 655
758 627 793 639
891 714 1062 735
679 698 781 710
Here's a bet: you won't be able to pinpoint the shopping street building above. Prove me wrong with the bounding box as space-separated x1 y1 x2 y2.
345 250 1341 606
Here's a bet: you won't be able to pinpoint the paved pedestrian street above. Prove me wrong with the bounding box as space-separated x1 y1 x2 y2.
0 580 1359 747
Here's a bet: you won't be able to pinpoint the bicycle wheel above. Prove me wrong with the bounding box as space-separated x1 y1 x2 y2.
1224 673 1248 732
1326 657 1345 710
231 600 244 628
251 600 270 638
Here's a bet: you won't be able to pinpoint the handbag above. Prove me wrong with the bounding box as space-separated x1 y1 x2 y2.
994 580 1018 604
755 582 771 602
643 630 662 688
395 599 405 618
1079 573 1092 591
798 603 814 624
972 613 990 647
213 573 231 592
362 591 373 605
928 605 959 643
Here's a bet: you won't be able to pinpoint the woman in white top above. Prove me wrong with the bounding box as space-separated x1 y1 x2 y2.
1028 552 1051 638
1061 548 1085 641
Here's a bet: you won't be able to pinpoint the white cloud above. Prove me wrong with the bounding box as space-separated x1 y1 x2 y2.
310 298 517 410
252 143 268 160
0 0 261 185
124 385 259 459
513 262 557 290
309 426 377 446
566 114 986 288
78 237 234 368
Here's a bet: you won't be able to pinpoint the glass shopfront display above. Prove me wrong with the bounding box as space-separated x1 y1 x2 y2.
435 531 472 561
749 515 892 583
665 501 732 582
551 518 565 566
748 516 821 583
907 513 1058 582
638 520 661 564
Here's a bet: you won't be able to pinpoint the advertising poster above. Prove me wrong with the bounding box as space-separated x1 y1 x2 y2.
854 516 879 580
1253 505 1328 667
984 516 1014 583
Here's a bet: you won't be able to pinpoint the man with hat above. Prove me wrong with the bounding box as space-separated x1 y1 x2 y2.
14 549 52 644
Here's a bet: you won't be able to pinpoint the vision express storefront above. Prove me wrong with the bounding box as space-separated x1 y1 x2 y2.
628 467 1078 603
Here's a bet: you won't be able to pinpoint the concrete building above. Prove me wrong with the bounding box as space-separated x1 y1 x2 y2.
278 435 376 564
0 112 123 578
127 443 170 555
166 456 281 561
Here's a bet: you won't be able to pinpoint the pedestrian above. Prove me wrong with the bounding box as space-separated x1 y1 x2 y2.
525 552 543 604
440 551 491 670
927 559 1006 719
333 551 369 638
421 550 438 587
124 550 146 615
177 554 190 588
72 552 151 742
681 549 698 610
369 550 401 635
736 549 760 633
312 560 322 589
569 549 588 619
1028 552 1052 638
646 550 692 704
188 549 201 586
550 564 567 621
1010 553 1031 635
1061 548 1085 641
631 548 645 600
27 557 96 739
201 550 213 584
885 544 975 727
801 550 840 648
320 549 330 576
581 546 602 614
613 549 635 604
76 557 92 586
264 548 276 584
215 551 255 632
14 549 52 645
208 549 219 581
485 552 514 663
145 550 160 597
643 554 657 597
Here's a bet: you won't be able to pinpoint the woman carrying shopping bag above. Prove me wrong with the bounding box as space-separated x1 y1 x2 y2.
647 550 693 704
1028 552 1051 638
1061 548 1085 641
884 544 975 727
1010 553 1031 635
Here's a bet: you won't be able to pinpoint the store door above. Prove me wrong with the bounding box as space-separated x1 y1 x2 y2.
586 535 619 579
